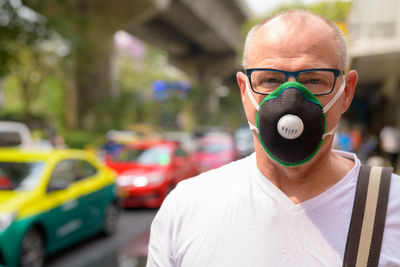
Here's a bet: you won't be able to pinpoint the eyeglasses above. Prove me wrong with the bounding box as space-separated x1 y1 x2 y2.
245 68 345 96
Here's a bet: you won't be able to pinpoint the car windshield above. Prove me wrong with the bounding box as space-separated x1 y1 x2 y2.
234 128 252 140
0 162 45 191
0 132 22 147
199 142 232 153
114 145 171 165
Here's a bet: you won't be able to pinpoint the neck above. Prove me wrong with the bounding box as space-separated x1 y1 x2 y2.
255 139 354 204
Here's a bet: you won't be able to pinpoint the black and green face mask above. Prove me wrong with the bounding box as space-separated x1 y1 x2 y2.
246 81 345 166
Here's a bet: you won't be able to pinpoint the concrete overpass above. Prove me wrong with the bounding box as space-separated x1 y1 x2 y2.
347 0 400 127
126 0 251 82
25 0 250 81
23 0 251 128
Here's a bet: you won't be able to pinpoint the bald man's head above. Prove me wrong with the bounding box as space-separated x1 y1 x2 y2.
242 10 348 70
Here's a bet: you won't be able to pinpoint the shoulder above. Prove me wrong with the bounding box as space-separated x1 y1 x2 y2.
388 172 400 208
176 153 254 195
384 172 400 232
380 172 400 262
157 154 255 216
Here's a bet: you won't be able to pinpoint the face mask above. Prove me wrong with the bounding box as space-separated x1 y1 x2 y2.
246 79 346 166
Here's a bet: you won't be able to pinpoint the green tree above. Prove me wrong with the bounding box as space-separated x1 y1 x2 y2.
113 42 190 131
0 0 49 77
22 0 134 131
1 35 68 130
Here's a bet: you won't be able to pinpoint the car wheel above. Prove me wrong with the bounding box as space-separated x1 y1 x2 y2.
19 227 45 267
102 202 119 236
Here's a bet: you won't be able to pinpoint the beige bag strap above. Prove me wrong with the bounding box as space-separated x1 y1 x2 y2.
343 165 392 267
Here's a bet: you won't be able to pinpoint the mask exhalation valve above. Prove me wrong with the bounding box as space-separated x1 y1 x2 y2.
277 114 304 139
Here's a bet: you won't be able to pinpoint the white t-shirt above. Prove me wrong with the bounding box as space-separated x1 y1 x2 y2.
147 151 400 267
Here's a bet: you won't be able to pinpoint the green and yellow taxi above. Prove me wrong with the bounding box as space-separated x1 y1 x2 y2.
0 148 119 267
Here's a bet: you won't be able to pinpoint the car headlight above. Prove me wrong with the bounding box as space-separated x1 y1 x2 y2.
0 212 15 232
117 173 164 187
117 175 136 187
149 173 165 185
131 176 149 187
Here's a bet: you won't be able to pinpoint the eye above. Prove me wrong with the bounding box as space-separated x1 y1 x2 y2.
251 70 285 93
299 71 331 87
258 72 284 85
307 78 325 85
262 78 282 85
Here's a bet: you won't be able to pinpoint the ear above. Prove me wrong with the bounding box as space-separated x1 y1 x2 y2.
236 71 247 102
341 70 358 114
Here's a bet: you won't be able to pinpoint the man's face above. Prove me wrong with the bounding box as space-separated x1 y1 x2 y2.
237 17 355 164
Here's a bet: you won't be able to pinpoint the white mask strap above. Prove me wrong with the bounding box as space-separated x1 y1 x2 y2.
248 121 259 134
322 79 346 114
321 80 345 138
245 79 260 111
245 77 260 133
322 123 338 139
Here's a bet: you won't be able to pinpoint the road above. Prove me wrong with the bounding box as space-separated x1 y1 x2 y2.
46 208 158 267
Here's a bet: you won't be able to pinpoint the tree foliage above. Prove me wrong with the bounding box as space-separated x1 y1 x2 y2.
112 42 191 131
1 35 68 130
0 0 49 76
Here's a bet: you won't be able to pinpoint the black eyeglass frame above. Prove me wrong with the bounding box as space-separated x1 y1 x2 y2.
245 68 345 96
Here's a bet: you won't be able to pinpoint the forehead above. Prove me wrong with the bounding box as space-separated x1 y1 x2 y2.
248 16 338 69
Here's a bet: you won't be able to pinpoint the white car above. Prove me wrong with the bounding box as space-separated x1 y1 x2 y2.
0 121 34 148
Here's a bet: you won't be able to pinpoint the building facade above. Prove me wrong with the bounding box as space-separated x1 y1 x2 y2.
347 0 400 129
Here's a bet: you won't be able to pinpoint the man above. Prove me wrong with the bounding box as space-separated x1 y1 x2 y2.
147 10 400 266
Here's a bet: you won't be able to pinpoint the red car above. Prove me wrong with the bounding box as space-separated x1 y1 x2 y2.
194 133 239 172
105 140 198 208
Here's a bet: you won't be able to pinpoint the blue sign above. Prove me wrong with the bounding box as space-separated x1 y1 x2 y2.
152 80 191 102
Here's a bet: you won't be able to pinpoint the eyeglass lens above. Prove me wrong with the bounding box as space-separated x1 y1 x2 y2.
250 70 336 95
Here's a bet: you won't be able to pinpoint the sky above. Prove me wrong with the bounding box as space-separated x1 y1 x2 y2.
243 0 323 16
